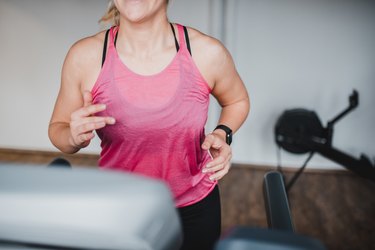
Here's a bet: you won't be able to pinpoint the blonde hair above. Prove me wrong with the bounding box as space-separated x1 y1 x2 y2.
100 1 120 26
100 0 170 26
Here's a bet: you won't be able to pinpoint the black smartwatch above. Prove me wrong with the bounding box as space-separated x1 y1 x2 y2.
214 124 233 145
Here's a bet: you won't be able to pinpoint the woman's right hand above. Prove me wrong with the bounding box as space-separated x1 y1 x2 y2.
69 91 116 149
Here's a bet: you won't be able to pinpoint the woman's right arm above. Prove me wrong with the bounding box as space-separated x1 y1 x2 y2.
48 39 115 154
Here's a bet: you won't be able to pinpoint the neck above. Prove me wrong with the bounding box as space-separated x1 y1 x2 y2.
117 14 171 57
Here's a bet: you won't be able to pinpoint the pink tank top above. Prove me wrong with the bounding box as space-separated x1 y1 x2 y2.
91 24 216 207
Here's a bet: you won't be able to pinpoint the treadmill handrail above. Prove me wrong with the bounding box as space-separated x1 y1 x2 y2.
263 171 294 232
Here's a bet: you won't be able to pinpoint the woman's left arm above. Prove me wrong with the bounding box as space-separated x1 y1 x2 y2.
200 37 250 181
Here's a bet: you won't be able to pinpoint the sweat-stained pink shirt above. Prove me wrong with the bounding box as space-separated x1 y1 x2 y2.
91 24 216 207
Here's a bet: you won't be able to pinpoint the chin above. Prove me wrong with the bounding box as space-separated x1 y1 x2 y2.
115 0 165 23
126 13 145 22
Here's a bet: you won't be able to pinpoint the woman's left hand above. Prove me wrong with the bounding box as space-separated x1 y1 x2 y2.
201 132 232 181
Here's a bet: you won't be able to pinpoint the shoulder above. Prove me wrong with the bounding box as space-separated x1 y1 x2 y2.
60 30 108 91
184 26 234 87
186 27 228 61
64 30 107 68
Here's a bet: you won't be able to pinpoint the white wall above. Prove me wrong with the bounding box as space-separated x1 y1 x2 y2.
0 0 374 169
0 0 108 152
225 0 375 168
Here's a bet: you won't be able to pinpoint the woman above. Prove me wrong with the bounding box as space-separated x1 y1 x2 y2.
49 0 250 249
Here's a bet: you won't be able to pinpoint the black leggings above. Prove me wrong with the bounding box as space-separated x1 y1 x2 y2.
177 185 221 250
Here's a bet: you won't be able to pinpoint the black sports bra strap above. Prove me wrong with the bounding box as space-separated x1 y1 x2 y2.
170 23 180 52
183 26 192 55
102 29 110 67
103 25 190 67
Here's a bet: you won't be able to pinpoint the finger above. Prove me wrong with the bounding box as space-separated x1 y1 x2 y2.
201 133 214 150
72 104 107 119
76 121 107 135
202 162 225 173
202 153 231 173
204 155 226 169
208 163 231 181
76 132 95 145
74 116 115 134
205 147 232 168
80 116 116 125
202 133 220 150
83 91 93 107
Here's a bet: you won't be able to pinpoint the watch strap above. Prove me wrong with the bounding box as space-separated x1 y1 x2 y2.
214 124 233 145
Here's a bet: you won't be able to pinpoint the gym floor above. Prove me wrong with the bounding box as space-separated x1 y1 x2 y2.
1 148 374 250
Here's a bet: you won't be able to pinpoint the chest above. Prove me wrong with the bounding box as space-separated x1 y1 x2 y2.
116 47 177 76
91 54 211 130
